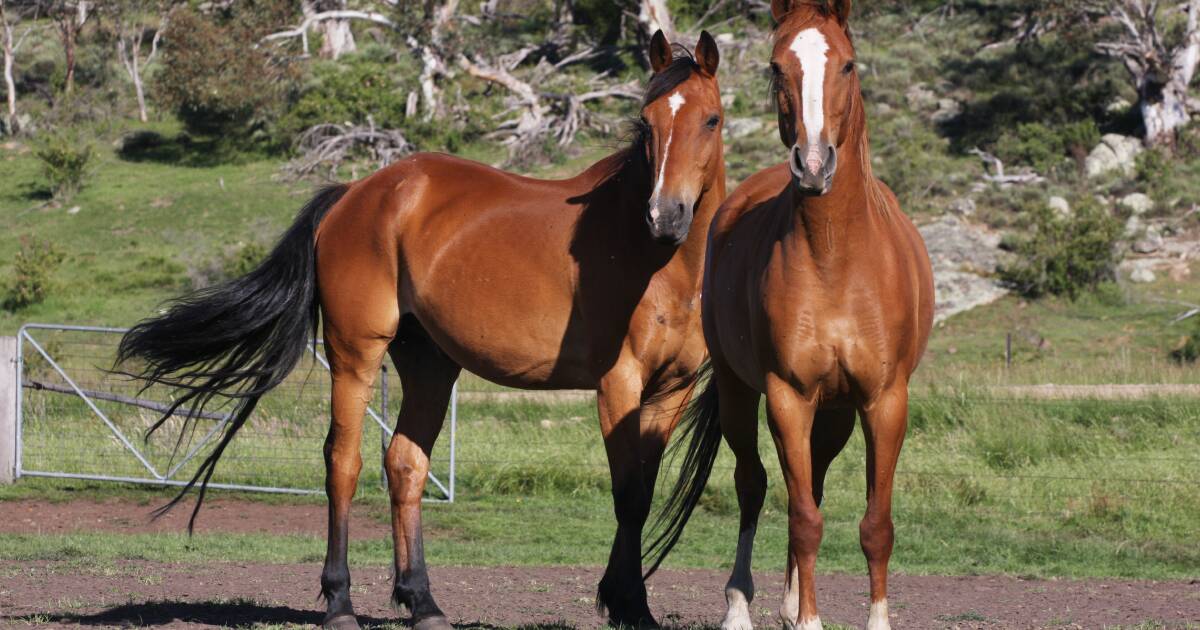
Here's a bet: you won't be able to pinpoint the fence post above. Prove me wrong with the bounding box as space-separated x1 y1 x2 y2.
0 336 17 484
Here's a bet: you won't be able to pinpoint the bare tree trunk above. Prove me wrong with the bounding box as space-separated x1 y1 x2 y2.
302 0 357 60
1094 0 1200 147
638 0 673 40
3 21 15 131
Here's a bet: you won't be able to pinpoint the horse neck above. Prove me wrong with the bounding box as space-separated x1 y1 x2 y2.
674 159 726 279
790 92 883 265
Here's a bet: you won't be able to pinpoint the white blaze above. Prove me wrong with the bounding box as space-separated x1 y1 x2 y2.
650 91 686 218
790 28 829 175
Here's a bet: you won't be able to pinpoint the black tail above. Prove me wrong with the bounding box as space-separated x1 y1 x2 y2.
115 184 348 531
641 361 723 578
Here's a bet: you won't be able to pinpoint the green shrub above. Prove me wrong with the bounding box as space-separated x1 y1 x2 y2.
277 57 410 146
998 200 1123 299
3 237 65 311
33 134 93 200
153 7 296 153
1170 324 1200 365
993 120 1099 175
222 242 268 279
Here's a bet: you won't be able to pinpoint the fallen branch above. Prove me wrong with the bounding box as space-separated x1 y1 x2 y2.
969 147 1046 185
286 118 414 178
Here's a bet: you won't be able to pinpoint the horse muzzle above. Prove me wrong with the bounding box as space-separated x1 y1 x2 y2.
789 141 838 196
647 196 694 246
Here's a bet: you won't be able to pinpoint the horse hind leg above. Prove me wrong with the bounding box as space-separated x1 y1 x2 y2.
386 316 461 630
320 321 394 629
810 408 855 508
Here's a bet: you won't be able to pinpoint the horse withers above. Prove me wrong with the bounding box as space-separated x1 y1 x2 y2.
116 30 725 630
647 2 934 629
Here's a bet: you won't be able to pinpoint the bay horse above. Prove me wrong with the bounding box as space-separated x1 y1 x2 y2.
116 31 725 630
645 2 933 629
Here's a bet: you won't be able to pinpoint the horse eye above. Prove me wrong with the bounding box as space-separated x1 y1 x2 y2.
843 61 856 75
706 115 721 130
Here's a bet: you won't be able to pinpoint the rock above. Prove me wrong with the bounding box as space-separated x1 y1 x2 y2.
1119 192 1154 215
1106 97 1132 114
724 117 764 140
1130 266 1157 283
905 82 938 111
918 215 1009 322
876 102 893 116
66 206 81 215
1085 134 1144 179
1169 264 1192 282
949 197 976 217
720 92 736 109
1047 196 1071 217
931 98 962 125
1132 226 1164 254
1124 214 1143 237
715 33 735 45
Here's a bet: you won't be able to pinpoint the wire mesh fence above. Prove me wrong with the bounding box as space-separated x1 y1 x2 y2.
15 324 455 499
13 323 1200 542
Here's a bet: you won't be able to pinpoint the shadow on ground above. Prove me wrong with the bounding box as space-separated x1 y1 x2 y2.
2 599 594 629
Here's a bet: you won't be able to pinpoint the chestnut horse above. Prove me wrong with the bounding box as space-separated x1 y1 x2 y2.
646 2 933 630
116 31 725 630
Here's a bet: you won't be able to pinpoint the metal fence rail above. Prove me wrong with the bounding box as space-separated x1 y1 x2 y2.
15 323 456 501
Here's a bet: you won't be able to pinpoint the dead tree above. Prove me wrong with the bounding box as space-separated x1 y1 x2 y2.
1 0 40 132
302 0 356 59
264 8 395 57
113 0 174 122
1089 0 1200 148
43 0 89 94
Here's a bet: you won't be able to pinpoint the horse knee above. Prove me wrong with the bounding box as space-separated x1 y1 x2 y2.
859 513 894 560
788 503 824 552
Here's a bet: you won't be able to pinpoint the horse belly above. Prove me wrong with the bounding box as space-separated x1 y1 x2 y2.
401 216 594 390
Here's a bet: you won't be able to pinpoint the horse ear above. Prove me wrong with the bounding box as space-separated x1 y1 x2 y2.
695 30 720 77
770 0 793 22
649 30 672 74
831 0 851 26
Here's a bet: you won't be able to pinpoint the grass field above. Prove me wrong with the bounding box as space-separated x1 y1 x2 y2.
7 348 1199 581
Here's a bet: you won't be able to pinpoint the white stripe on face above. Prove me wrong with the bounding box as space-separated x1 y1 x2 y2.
789 28 830 152
650 91 687 220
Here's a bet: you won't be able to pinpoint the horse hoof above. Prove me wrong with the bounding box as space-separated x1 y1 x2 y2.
413 615 454 630
323 614 361 630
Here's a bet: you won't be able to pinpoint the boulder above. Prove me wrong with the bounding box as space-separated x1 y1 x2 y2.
905 82 938 111
1086 134 1143 179
1130 265 1157 284
919 215 1009 322
1047 196 1071 217
724 117 764 140
1132 226 1164 254
931 98 962 125
1124 214 1143 237
949 197 976 217
1119 192 1154 215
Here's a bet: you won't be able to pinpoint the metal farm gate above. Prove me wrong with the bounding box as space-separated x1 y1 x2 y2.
12 324 456 501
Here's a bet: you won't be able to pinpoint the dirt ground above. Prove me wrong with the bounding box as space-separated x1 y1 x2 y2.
1 500 1198 629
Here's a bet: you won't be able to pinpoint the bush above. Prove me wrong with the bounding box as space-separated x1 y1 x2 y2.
1171 324 1200 365
277 56 410 146
3 237 65 311
34 133 93 200
998 200 1123 299
993 120 1099 175
153 6 296 152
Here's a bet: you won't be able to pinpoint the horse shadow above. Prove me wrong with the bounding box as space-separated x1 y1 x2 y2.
1 599 590 629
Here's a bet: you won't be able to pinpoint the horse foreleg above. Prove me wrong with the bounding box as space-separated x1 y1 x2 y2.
596 364 656 628
713 364 766 630
765 375 822 630
385 324 460 630
859 386 908 630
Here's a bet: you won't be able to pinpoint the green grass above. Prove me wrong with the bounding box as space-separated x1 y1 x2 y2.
5 385 1199 580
